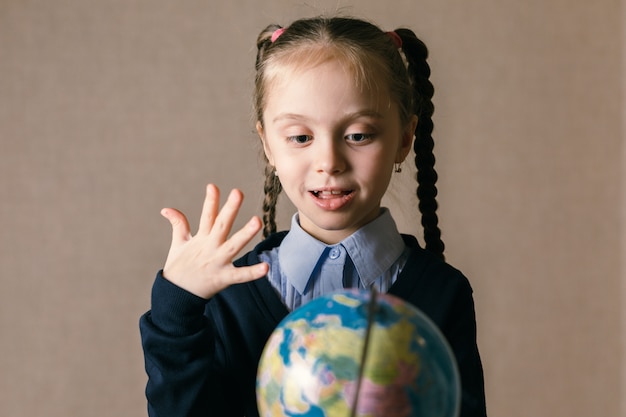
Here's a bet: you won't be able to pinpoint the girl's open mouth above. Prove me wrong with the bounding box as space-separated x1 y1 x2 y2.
309 189 354 210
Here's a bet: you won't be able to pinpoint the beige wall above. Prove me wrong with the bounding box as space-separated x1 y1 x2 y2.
1 1 623 416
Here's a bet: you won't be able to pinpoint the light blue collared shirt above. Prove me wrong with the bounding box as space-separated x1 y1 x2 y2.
259 208 410 311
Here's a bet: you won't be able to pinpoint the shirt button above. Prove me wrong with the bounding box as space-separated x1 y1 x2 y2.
329 247 341 259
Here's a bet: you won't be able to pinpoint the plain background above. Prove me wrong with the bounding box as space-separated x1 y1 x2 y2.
1 0 624 416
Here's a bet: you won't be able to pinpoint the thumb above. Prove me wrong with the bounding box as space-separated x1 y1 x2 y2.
161 208 191 246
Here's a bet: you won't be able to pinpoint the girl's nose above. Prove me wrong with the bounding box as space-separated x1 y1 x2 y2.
315 137 346 174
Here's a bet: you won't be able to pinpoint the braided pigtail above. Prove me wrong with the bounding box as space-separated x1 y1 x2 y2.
262 163 282 237
395 29 445 260
256 24 284 237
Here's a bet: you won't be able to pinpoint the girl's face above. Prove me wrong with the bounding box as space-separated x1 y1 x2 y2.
258 60 416 244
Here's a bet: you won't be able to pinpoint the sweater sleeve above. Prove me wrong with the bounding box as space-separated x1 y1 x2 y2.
442 276 487 417
139 271 233 417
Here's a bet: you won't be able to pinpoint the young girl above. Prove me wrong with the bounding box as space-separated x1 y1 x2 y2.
140 16 487 417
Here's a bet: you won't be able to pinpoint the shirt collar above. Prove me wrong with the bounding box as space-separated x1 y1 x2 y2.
278 208 406 294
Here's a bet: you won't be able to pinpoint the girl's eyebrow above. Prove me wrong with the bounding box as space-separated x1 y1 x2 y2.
272 110 384 124
272 113 308 123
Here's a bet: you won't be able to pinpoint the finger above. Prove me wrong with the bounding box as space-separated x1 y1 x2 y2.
210 188 244 242
216 215 264 261
204 261 269 298
198 184 219 235
161 208 191 245
223 262 270 286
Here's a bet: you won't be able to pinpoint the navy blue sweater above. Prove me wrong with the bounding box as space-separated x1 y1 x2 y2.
140 232 487 416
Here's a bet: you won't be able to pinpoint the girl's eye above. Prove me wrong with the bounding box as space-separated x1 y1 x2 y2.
287 135 312 144
346 133 373 142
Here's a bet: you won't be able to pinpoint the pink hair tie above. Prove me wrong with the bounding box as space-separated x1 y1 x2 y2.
271 28 286 43
386 31 402 48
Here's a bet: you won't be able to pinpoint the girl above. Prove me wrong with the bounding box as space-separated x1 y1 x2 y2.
140 16 487 417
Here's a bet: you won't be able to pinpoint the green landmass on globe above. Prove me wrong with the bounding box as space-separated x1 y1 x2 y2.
256 289 460 417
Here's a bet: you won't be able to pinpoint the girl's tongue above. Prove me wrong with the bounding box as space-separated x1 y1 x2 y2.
310 189 354 210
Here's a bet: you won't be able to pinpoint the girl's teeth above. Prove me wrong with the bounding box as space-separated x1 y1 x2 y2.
312 190 351 197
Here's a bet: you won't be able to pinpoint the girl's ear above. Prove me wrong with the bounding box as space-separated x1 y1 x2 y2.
256 121 275 166
396 115 418 163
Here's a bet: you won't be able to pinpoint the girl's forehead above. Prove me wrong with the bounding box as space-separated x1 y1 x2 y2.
262 61 399 123
271 60 352 86
264 50 389 101
267 61 387 103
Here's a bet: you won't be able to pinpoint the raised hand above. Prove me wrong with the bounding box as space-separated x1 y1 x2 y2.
160 184 269 299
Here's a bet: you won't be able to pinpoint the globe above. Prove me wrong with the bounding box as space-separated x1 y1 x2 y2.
256 288 460 417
